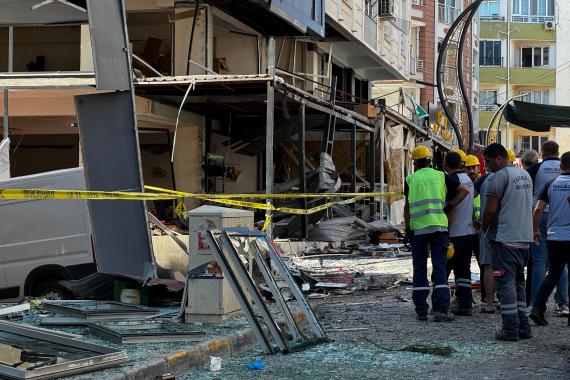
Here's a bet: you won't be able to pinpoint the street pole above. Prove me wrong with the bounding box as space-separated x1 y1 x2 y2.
506 0 511 148
3 26 13 140
265 37 275 236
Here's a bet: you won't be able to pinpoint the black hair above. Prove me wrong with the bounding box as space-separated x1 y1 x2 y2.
445 152 462 170
483 143 508 159
561 151 570 170
415 158 430 169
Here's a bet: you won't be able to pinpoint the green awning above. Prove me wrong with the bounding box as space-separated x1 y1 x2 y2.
505 100 570 132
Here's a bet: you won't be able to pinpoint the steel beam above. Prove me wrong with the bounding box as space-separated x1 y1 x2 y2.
298 104 308 239
368 130 376 220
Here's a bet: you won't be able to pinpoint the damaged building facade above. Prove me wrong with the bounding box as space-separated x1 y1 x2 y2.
0 0 453 233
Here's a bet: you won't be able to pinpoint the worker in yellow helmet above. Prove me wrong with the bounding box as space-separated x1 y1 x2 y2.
465 154 487 304
444 150 476 316
405 146 469 322
451 149 468 168
465 155 480 181
507 148 516 163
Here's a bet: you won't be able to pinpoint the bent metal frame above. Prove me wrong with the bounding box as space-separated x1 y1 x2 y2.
204 227 328 354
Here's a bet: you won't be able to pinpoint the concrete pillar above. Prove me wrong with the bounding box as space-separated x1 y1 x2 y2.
80 24 94 72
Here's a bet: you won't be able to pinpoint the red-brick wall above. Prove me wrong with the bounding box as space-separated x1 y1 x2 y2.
414 0 436 110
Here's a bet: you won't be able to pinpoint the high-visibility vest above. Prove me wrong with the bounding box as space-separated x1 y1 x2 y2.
473 195 481 220
406 168 448 231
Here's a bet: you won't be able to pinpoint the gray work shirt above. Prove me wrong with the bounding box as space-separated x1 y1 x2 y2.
485 165 533 244
449 172 474 237
539 174 570 241
529 158 561 212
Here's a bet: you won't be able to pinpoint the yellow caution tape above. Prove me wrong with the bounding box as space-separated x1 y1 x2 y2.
199 194 368 215
261 214 272 232
0 189 176 201
175 200 188 218
0 186 402 218
144 185 403 200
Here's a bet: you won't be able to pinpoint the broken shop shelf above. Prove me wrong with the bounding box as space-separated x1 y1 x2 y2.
0 321 126 379
87 320 204 344
42 301 159 321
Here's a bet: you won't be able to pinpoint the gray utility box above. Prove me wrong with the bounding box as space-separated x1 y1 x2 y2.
185 206 254 324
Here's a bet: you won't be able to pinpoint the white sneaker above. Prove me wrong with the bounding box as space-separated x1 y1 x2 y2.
559 305 569 317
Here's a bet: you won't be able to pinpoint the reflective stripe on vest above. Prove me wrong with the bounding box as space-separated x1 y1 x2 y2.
406 168 448 230
473 195 481 219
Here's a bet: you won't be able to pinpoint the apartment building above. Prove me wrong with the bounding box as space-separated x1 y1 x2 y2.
478 0 570 155
1 0 453 229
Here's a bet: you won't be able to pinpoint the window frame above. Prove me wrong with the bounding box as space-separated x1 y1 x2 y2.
520 46 550 68
519 135 548 152
480 40 502 66
480 0 500 18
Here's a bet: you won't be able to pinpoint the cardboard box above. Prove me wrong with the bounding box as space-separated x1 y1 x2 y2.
353 104 378 118
378 232 398 244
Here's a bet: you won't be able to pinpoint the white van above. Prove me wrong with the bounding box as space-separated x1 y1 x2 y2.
0 168 96 301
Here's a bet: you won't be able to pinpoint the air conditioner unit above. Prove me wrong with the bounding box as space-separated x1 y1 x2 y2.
378 0 395 19
544 20 555 30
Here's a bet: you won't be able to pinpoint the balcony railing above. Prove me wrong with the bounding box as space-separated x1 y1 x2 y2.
480 56 504 67
411 0 425 6
512 15 555 23
478 104 499 112
480 15 505 21
438 5 460 25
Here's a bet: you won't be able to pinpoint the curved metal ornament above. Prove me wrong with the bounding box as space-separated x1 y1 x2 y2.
436 0 483 152
486 94 527 145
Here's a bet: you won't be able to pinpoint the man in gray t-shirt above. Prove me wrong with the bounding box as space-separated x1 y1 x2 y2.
482 144 533 341
529 151 570 326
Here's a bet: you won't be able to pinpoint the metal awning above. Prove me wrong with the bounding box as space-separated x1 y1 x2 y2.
505 100 570 132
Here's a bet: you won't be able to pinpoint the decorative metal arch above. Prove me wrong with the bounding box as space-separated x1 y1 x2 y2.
436 0 483 152
485 94 528 145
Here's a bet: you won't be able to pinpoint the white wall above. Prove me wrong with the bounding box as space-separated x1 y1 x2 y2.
555 4 570 152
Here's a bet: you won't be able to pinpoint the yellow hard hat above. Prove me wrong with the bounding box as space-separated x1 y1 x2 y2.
507 148 516 163
447 243 455 259
451 148 467 163
465 154 480 167
412 146 432 160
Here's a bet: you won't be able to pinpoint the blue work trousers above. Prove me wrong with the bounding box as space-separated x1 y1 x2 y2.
411 231 450 317
491 241 532 338
531 212 568 306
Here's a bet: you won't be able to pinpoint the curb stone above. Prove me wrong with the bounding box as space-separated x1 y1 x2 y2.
105 309 315 379
106 328 256 380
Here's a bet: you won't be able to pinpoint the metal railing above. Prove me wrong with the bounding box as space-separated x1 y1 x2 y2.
411 0 424 5
478 104 499 111
438 5 460 24
512 15 555 23
480 56 503 66
480 15 505 21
